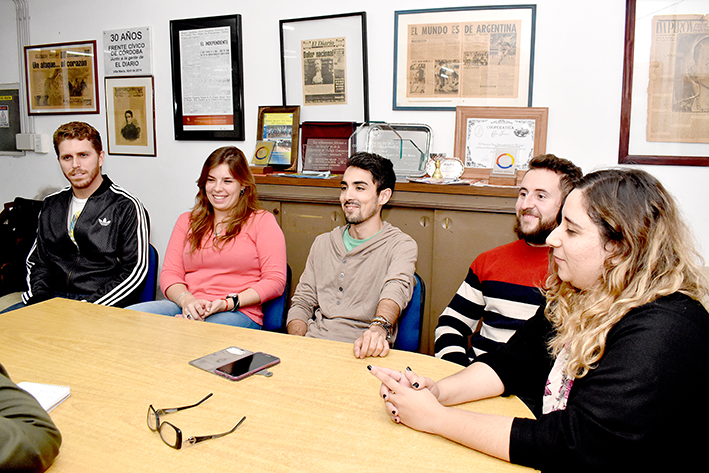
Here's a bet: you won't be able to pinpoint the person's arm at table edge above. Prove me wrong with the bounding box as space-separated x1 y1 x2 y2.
0 365 61 472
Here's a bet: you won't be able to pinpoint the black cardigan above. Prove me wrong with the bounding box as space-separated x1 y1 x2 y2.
478 292 709 473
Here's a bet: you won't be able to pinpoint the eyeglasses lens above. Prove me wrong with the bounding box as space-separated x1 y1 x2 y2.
159 422 180 449
147 406 158 431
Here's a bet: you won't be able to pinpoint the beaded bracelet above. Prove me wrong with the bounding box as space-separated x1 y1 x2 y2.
369 320 392 342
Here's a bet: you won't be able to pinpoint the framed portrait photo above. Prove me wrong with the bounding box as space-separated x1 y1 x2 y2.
24 40 99 115
105 76 156 156
280 12 369 122
170 14 245 141
393 5 536 110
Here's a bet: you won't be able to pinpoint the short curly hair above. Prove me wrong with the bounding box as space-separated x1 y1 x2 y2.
53 121 102 156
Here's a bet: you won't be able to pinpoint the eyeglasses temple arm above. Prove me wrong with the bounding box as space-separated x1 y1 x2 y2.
187 416 246 445
160 393 214 414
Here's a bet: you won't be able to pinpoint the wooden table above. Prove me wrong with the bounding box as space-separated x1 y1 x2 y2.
0 299 536 472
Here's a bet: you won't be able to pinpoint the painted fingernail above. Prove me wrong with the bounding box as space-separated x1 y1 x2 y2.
406 366 412 371
391 410 396 415
413 382 420 388
367 365 372 371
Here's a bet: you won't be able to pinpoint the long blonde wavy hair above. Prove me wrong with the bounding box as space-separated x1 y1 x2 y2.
187 146 260 252
545 168 707 378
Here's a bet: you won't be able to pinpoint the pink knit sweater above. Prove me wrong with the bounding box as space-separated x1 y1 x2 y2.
160 210 287 325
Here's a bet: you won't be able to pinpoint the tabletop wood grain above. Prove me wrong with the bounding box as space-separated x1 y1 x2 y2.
0 298 536 472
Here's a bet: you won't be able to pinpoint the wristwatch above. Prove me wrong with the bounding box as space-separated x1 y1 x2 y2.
227 293 240 312
370 316 393 342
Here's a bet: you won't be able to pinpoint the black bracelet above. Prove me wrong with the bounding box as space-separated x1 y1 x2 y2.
227 294 240 312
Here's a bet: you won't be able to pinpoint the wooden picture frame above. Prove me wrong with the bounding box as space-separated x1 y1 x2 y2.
393 6 536 111
24 40 99 115
619 0 709 166
280 12 369 122
170 14 245 141
105 76 156 156
256 105 300 170
454 106 547 173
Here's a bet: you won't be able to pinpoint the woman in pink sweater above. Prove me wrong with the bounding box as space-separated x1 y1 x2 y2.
128 147 286 328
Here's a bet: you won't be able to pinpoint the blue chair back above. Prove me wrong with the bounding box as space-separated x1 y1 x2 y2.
138 244 159 303
262 265 292 332
393 273 425 352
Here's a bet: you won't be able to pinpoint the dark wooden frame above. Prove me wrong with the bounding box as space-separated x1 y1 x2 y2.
24 40 99 115
619 0 709 166
256 105 300 170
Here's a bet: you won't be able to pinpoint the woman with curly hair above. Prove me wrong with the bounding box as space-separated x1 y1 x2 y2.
369 168 708 471
128 146 286 328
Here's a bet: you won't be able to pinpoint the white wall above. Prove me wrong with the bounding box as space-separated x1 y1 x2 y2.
1 0 707 263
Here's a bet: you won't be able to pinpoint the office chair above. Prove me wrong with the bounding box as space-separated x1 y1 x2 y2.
137 244 159 303
393 273 425 352
262 265 292 332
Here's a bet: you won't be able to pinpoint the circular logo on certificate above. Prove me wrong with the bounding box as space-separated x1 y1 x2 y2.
496 153 515 169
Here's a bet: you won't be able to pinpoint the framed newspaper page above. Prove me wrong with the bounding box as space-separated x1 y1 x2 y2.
256 105 300 170
280 12 369 122
105 76 156 156
24 40 99 115
619 0 709 166
393 6 536 111
454 106 547 171
170 14 245 141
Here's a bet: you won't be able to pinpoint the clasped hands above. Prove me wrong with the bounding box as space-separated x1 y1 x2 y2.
368 366 444 433
177 294 228 321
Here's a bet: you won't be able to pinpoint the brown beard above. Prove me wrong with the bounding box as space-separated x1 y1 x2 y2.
514 213 558 245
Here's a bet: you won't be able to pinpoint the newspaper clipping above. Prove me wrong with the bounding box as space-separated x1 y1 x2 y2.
26 45 95 112
179 26 234 131
648 14 709 143
301 37 347 105
112 86 147 147
406 20 521 99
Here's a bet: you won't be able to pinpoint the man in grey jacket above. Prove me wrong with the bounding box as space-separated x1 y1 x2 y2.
287 153 418 358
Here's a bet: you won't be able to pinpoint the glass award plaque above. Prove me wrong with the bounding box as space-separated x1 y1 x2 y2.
350 122 431 178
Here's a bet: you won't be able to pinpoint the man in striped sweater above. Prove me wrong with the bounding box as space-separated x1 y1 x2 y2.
6 122 150 311
434 155 581 366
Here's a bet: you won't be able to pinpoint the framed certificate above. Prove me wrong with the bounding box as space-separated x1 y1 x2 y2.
454 106 548 169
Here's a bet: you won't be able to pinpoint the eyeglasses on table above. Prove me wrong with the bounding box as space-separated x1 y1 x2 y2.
147 393 246 449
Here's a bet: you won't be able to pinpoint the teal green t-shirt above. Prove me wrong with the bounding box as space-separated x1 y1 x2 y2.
343 225 382 252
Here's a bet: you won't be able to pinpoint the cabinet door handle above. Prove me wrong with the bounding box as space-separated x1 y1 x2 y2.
419 216 430 227
272 208 279 215
442 217 452 229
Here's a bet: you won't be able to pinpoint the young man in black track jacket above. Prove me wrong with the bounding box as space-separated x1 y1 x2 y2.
17 122 149 309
